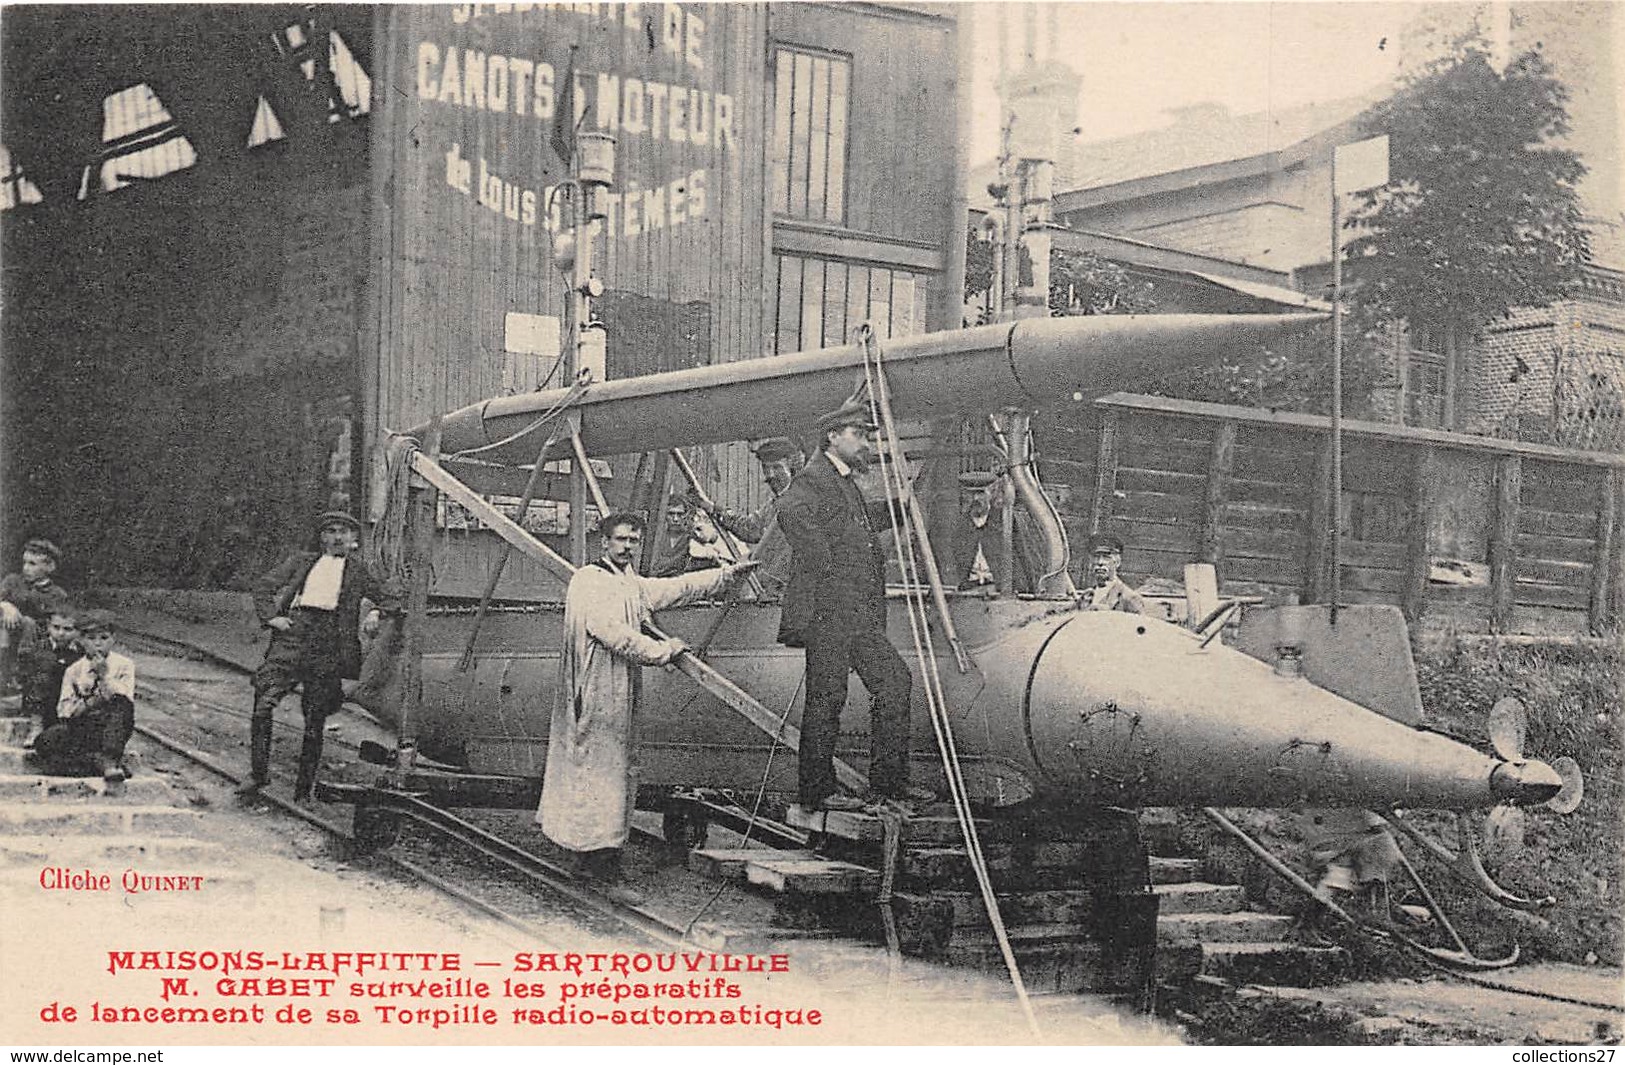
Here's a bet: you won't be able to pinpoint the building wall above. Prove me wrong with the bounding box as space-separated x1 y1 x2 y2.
1041 393 1625 637
1470 283 1625 449
367 4 961 598
2 134 370 589
1061 163 1335 277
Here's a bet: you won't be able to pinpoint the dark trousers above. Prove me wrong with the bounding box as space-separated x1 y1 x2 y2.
21 653 73 728
33 695 135 775
800 627 913 805
251 612 343 797
0 616 38 690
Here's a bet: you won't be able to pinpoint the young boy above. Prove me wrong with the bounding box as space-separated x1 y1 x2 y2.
32 609 135 782
19 604 82 730
0 539 70 693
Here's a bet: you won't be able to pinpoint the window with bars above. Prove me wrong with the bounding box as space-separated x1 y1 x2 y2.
773 254 928 354
771 46 849 223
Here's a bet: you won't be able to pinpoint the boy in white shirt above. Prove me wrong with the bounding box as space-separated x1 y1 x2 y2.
32 609 136 783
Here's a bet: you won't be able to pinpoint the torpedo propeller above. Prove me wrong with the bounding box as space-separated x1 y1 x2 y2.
1483 696 1586 850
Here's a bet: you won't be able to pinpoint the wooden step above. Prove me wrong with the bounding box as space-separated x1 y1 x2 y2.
745 856 879 895
1198 942 1348 987
0 803 201 836
0 834 226 868
0 718 37 745
689 846 818 880
936 888 1104 928
1154 881 1247 915
785 804 992 845
0 774 175 803
944 931 1130 996
1158 912 1296 944
1149 856 1203 885
690 846 880 895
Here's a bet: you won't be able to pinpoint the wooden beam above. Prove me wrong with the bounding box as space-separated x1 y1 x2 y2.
1592 469 1618 633
1489 455 1522 634
1305 432 1335 603
1200 420 1236 569
1095 392 1625 470
411 450 574 582
1090 408 1120 536
407 448 868 792
1402 448 1436 623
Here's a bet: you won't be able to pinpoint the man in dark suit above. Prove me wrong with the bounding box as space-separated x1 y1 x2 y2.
775 399 930 812
241 512 401 799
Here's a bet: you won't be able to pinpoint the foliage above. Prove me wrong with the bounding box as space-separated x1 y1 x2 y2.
1048 247 1157 316
963 227 1157 324
1412 635 1622 966
1344 37 1590 342
964 226 994 306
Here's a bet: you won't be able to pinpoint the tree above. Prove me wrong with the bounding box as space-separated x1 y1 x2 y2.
1048 248 1156 316
962 225 1156 323
1344 36 1590 365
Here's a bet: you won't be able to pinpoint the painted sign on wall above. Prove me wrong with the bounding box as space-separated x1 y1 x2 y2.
373 3 770 435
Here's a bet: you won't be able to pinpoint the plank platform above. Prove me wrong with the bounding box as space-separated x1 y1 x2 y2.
785 803 983 845
745 856 879 895
691 846 879 895
688 846 818 880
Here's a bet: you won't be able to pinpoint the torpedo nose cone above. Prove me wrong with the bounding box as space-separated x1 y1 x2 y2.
1490 759 1564 804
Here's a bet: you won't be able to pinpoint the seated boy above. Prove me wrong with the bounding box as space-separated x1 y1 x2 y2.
0 539 69 693
32 610 135 782
19 604 82 730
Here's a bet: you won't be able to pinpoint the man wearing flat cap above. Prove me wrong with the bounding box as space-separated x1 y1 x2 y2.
775 398 931 811
1080 533 1145 614
697 437 804 597
242 511 402 799
954 470 1047 593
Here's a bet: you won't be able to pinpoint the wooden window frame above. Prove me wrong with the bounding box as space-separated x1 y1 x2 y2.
770 44 851 226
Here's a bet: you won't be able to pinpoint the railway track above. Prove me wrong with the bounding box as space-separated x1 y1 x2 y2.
124 630 695 953
117 627 1625 1037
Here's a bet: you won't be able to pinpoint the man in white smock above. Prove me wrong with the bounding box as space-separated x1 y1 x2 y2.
537 510 758 881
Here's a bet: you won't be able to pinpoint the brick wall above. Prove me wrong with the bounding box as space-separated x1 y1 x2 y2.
1468 281 1625 451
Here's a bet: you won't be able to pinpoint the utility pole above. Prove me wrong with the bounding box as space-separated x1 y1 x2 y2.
558 133 616 565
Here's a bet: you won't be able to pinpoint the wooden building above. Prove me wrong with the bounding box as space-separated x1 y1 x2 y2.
2 4 965 592
1041 393 1625 637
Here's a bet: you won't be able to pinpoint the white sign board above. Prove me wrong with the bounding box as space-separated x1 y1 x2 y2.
1334 134 1391 194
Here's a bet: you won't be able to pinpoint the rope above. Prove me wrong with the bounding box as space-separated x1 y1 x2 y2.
878 805 906 991
372 434 420 586
447 378 589 459
855 323 1041 1038
680 671 807 941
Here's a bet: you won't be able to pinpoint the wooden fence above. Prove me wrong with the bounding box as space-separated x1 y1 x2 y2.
1038 393 1625 637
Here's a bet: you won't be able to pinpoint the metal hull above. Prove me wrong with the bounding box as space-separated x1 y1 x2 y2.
373 594 1528 811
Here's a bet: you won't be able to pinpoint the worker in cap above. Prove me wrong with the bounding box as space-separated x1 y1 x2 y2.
956 471 1002 591
954 470 1046 594
316 511 361 534
242 510 401 800
813 396 879 435
773 395 933 811
1080 532 1145 613
693 437 807 597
